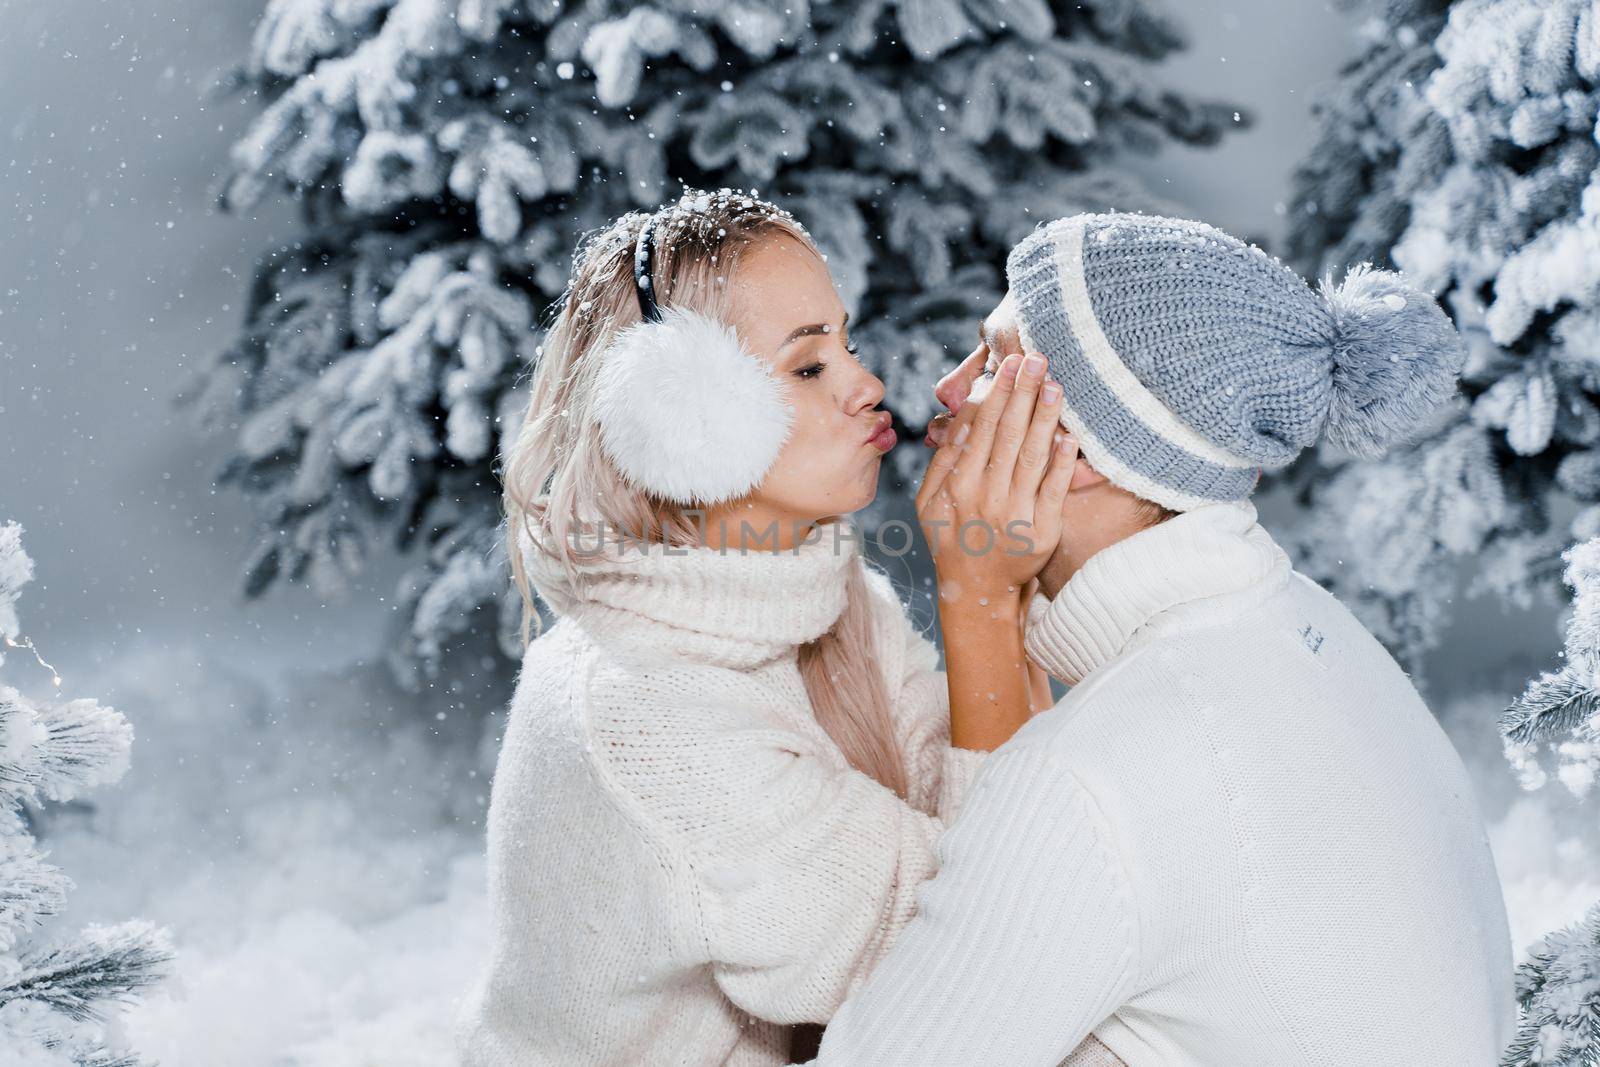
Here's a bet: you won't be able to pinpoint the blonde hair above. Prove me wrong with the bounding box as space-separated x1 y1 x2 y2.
502 190 908 801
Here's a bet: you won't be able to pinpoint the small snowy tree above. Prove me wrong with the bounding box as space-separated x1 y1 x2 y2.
0 522 174 1067
1282 0 1600 673
184 0 1245 690
1499 537 1600 1066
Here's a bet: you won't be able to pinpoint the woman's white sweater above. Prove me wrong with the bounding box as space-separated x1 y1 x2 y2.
453 521 986 1066
808 500 1517 1066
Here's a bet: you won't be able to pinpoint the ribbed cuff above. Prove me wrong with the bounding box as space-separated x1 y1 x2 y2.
938 745 988 820
1022 502 1288 687
1023 586 1108 689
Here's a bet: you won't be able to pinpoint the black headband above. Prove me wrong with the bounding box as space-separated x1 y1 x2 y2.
633 216 663 324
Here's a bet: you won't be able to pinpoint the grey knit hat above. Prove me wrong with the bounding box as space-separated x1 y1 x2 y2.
1004 212 1466 512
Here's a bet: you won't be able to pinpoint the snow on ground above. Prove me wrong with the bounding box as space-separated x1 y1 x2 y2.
19 644 1599 1064
27 641 493 1066
1438 691 1600 956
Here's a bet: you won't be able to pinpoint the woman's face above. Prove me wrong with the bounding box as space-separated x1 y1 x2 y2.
715 235 892 535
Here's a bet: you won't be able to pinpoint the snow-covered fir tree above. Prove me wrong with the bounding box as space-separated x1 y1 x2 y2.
0 522 173 1067
184 0 1245 689
1499 536 1600 1066
1282 0 1600 673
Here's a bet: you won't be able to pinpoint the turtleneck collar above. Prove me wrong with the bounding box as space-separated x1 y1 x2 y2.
1022 499 1292 687
517 516 859 669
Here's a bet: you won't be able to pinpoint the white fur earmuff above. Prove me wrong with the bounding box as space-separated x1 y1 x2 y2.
592 305 795 507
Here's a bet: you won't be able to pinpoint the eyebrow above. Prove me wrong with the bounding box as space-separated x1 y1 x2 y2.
781 312 849 349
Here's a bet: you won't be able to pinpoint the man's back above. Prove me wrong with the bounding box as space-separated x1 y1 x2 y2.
1014 568 1514 1063
807 510 1516 1067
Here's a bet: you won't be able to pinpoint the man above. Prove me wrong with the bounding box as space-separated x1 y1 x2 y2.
806 212 1516 1065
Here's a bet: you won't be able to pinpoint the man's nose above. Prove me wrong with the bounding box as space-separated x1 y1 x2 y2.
934 374 963 414
935 349 987 415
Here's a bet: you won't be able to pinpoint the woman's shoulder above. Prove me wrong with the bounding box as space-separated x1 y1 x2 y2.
503 618 707 744
503 618 589 725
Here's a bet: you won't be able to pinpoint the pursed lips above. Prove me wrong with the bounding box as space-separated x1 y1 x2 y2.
863 412 899 454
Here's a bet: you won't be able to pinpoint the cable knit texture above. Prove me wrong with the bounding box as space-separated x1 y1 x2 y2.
454 520 987 1066
810 500 1516 1066
1004 213 1464 512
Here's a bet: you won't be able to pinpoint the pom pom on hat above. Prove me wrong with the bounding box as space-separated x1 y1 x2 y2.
1317 263 1467 459
592 305 794 507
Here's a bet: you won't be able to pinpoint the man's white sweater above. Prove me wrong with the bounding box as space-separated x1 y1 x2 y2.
810 500 1517 1066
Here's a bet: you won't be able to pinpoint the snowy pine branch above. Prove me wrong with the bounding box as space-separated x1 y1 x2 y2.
0 521 172 1065
1500 537 1600 800
0 522 31 649
0 690 133 809
1500 902 1600 1067
1 920 175 1025
1502 667 1600 748
0 846 72 955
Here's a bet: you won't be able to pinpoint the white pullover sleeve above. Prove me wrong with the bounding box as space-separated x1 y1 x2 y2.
804 743 1142 1066
584 660 956 1026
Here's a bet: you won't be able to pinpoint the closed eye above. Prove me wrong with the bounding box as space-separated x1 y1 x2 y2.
796 329 858 378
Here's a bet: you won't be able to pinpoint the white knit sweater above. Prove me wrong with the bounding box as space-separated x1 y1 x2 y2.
453 521 988 1066
808 500 1517 1066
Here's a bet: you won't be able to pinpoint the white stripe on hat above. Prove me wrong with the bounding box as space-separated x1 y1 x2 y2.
1016 309 1222 513
1048 215 1257 471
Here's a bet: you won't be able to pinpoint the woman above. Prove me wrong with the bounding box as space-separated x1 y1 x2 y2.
455 189 1080 1066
